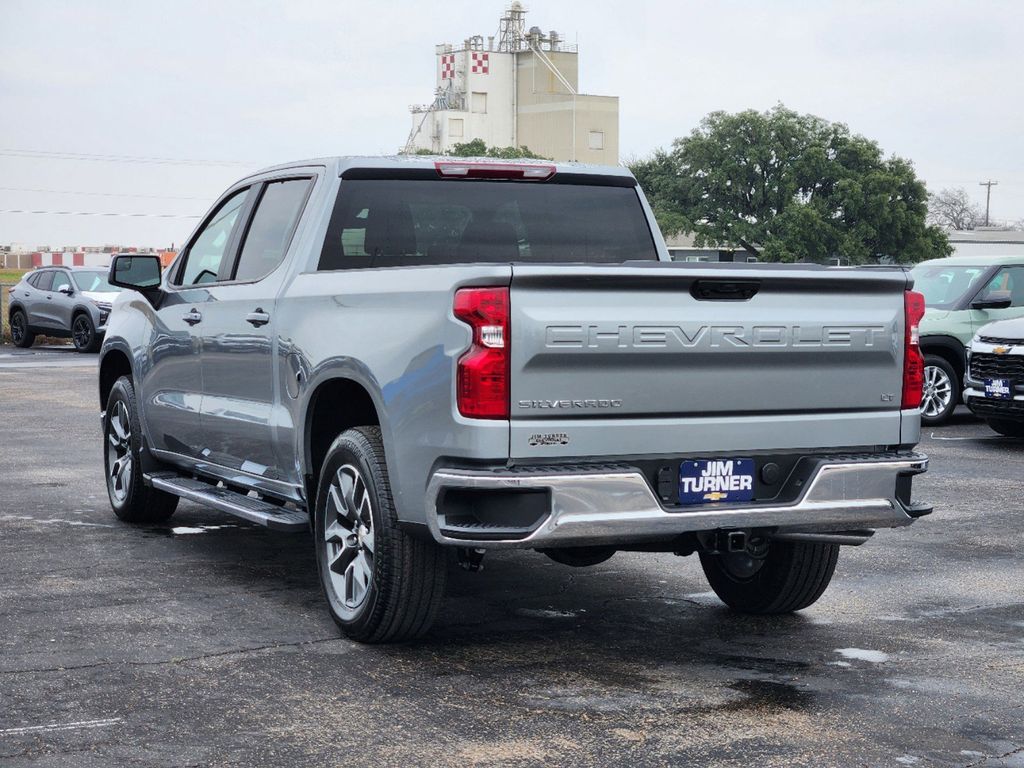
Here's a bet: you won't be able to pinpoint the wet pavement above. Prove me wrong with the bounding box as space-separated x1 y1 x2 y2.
1 364 1022 766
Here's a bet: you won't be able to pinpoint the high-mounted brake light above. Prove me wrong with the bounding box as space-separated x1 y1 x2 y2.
435 161 555 181
453 287 510 419
902 290 926 409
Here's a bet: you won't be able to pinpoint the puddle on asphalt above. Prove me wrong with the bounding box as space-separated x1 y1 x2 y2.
835 648 890 663
170 524 236 535
516 608 581 619
725 679 815 712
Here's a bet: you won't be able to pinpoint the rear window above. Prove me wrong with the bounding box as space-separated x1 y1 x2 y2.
318 178 658 270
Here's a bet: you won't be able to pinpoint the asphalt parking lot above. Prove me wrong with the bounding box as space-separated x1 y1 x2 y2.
2 350 1022 767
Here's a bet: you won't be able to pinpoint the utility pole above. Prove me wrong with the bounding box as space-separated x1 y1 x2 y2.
979 180 998 226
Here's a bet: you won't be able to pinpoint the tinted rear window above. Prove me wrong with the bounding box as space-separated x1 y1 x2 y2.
34 271 54 291
318 179 657 270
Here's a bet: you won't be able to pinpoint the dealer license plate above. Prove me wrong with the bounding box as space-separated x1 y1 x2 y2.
984 378 1014 400
679 459 755 505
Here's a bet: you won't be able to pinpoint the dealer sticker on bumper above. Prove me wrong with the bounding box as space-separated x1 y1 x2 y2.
984 378 1013 400
679 459 755 505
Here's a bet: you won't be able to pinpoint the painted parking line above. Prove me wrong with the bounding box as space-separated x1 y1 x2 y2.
0 717 123 736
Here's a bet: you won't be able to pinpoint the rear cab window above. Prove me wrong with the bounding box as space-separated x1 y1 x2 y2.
318 173 658 270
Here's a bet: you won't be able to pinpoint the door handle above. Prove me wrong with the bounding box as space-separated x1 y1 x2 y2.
245 308 271 328
182 309 202 326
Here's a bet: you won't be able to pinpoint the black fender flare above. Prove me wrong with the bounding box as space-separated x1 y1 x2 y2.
919 335 966 375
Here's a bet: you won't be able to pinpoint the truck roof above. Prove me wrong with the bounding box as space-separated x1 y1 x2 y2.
242 155 635 182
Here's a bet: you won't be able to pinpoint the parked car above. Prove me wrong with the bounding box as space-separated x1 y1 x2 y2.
7 266 121 352
99 156 931 644
964 317 1024 436
910 255 1024 425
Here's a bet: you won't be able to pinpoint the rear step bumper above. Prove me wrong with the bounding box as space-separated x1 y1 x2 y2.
425 452 929 548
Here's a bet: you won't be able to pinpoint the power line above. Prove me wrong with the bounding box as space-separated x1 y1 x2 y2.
0 209 200 219
0 186 209 201
0 148 256 167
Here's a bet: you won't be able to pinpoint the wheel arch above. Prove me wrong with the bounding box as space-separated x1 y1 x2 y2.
920 335 966 378
302 375 384 504
71 304 95 321
98 347 134 410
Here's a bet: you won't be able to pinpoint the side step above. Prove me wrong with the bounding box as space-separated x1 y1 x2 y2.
146 473 309 532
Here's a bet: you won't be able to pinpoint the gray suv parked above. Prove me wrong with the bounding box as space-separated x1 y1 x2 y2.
7 266 121 352
99 156 931 643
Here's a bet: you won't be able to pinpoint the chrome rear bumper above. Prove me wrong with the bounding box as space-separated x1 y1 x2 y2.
425 453 928 548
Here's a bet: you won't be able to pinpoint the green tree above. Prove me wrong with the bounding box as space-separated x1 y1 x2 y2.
452 138 548 159
630 105 950 263
414 138 547 159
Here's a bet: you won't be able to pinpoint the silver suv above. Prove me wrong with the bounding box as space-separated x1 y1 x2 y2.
7 266 121 352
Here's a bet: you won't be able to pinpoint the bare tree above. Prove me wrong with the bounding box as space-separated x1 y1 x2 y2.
927 187 982 230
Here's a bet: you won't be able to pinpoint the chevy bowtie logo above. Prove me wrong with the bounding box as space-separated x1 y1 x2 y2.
993 345 1013 355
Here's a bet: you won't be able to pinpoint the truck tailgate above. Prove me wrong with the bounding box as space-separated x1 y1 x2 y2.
509 263 911 459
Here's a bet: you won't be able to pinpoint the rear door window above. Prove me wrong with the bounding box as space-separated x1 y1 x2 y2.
34 271 54 291
232 178 312 282
318 178 657 270
175 188 250 286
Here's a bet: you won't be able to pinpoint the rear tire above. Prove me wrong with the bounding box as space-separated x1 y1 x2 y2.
986 418 1024 438
314 426 447 643
72 312 101 353
699 540 839 614
104 376 178 523
921 355 958 426
10 309 35 348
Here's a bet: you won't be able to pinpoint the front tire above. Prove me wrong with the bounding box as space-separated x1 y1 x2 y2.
699 540 839 614
104 376 178 523
314 426 447 643
72 312 101 353
10 309 35 348
921 355 958 426
986 418 1024 438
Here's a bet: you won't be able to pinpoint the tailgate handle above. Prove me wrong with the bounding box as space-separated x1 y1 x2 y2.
690 280 760 301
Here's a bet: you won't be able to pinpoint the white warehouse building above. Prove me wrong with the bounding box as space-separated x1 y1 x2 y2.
404 3 619 164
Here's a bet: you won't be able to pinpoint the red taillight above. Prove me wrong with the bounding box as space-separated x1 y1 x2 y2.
454 287 510 419
435 161 555 181
902 289 926 409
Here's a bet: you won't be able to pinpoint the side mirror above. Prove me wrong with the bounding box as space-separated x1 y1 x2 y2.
58 285 74 296
109 254 162 291
971 291 1012 310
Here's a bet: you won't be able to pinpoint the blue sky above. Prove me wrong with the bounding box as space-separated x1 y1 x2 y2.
1 0 1021 247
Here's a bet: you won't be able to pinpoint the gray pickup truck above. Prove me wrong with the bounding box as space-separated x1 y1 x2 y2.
99 156 931 643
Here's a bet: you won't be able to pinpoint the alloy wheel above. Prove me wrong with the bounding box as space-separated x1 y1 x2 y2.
106 400 133 502
73 315 92 350
323 464 376 615
922 364 953 419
